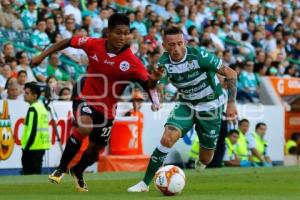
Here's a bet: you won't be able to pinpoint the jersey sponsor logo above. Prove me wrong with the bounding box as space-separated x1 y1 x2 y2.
82 106 92 114
119 61 130 71
165 60 200 74
179 82 207 94
90 54 99 62
78 37 88 46
104 59 115 66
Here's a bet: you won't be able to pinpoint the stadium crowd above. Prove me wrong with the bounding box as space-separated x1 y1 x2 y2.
0 0 299 103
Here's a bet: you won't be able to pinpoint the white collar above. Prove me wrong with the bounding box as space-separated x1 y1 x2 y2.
169 47 187 64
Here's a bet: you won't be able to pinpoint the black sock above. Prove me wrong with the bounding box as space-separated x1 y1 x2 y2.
72 151 95 177
58 135 82 172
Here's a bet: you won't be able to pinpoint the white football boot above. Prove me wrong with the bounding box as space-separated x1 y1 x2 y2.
127 181 149 192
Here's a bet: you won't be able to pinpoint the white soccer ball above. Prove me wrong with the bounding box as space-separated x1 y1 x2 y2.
154 165 186 196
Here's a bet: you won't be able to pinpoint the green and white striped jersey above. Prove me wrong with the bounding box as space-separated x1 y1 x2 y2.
158 46 225 111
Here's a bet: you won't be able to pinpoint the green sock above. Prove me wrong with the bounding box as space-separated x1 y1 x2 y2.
143 148 167 185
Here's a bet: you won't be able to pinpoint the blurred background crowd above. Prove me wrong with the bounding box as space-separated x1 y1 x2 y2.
0 0 300 103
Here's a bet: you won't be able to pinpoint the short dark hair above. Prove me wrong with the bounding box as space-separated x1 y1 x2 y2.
59 87 71 96
238 118 249 126
291 132 300 141
164 26 183 36
255 122 266 130
24 82 41 99
228 129 239 136
108 13 129 29
18 70 27 76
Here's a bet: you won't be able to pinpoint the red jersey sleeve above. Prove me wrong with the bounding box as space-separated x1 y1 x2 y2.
69 36 96 52
131 58 149 82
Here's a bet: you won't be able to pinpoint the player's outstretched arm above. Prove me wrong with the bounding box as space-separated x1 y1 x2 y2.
31 39 71 67
217 65 238 120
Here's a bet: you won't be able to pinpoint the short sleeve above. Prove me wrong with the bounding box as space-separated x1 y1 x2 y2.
223 147 231 161
69 36 94 52
246 132 256 149
131 58 149 82
197 48 222 72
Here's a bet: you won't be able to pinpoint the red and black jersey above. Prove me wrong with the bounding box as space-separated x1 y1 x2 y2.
70 36 149 119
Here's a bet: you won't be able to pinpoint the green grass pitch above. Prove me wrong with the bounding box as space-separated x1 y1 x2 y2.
1 166 299 200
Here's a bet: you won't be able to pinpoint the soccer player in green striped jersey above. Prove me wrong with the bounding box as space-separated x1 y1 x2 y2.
128 27 237 192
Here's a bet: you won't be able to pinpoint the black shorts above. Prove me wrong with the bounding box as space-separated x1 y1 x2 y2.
72 99 114 146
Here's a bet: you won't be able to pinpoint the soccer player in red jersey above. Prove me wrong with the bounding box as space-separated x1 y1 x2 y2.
31 13 162 192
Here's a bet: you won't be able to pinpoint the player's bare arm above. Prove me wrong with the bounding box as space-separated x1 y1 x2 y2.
217 64 237 119
31 39 71 66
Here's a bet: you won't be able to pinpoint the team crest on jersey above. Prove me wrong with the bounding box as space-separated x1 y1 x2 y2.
119 61 130 71
78 37 88 46
82 106 92 114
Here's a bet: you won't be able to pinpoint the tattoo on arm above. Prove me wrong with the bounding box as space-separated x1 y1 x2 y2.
227 78 237 102
217 65 226 76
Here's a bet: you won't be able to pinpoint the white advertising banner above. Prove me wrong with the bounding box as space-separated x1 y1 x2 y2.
0 100 284 170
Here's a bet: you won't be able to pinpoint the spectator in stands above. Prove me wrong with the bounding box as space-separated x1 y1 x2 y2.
16 51 36 82
0 0 23 30
46 75 59 100
82 15 96 37
1 43 15 62
64 0 82 26
45 17 58 43
61 16 76 39
31 19 51 52
247 122 272 167
131 10 148 37
270 40 287 62
228 22 241 42
285 132 300 155
0 64 12 93
239 33 255 60
152 0 169 20
291 40 300 60
222 50 235 67
32 63 47 83
187 25 199 44
283 65 297 78
237 60 259 103
82 0 98 18
20 0 37 30
264 31 276 54
236 119 251 163
146 49 161 73
92 8 109 37
144 26 159 52
255 51 266 66
47 53 70 82
54 13 65 34
2 81 22 100
58 87 71 101
5 56 18 78
17 70 28 89
252 30 265 50
165 1 176 21
137 42 149 67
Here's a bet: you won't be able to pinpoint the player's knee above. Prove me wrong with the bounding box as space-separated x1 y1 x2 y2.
160 135 175 148
160 126 181 148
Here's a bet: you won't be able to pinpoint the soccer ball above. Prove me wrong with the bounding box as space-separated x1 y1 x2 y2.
154 165 186 196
